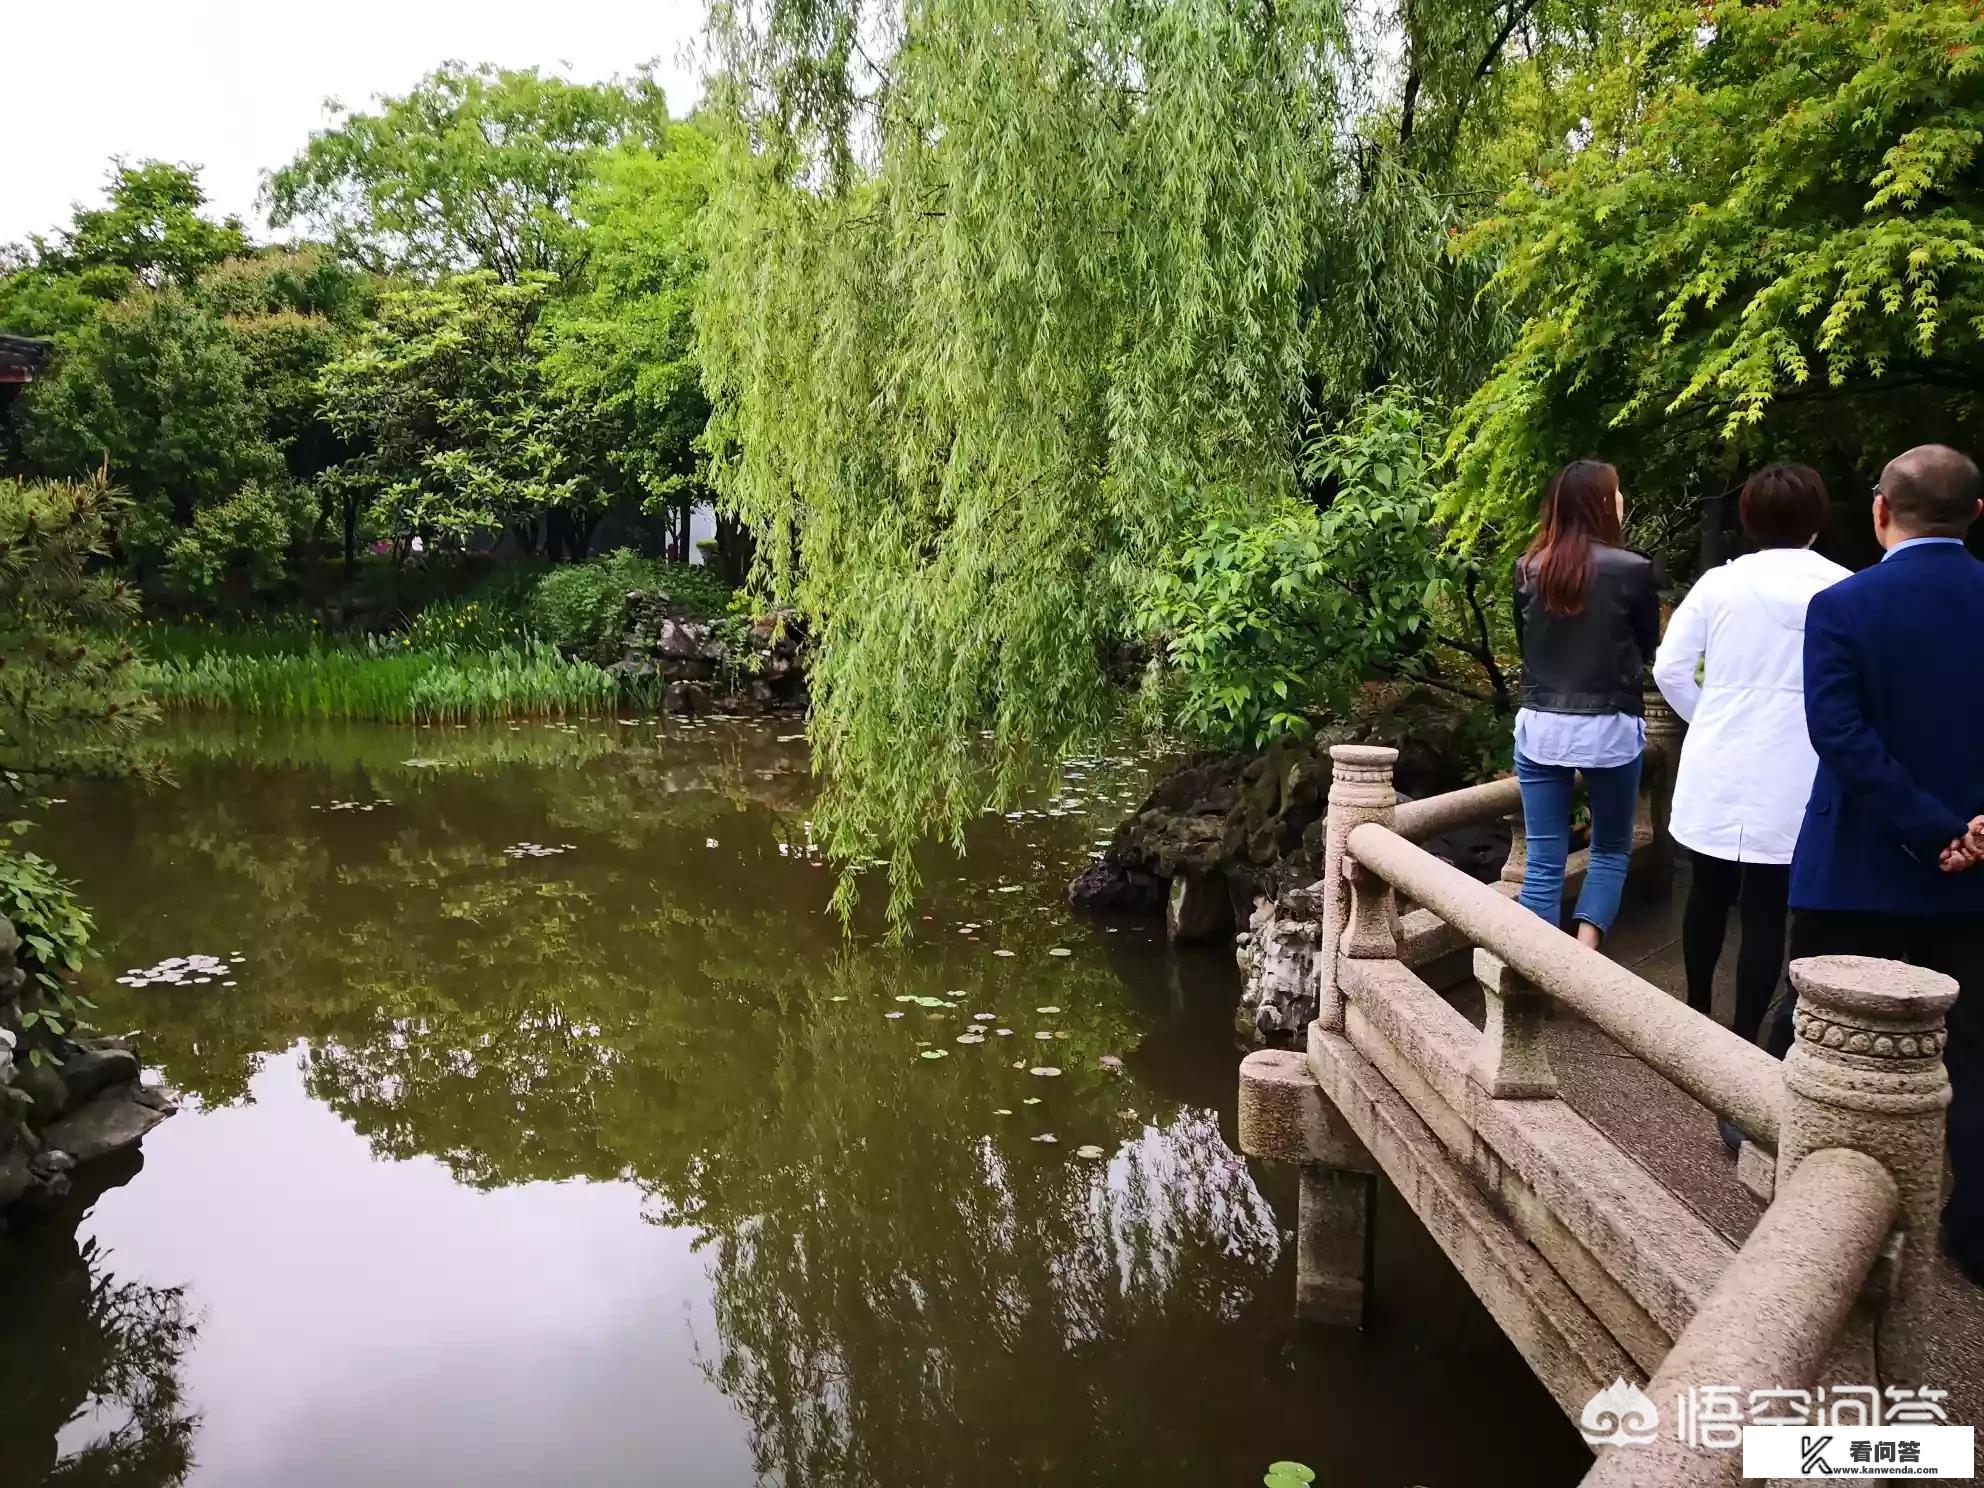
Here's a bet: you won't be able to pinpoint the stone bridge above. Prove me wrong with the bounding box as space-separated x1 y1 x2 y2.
1234 702 1984 1485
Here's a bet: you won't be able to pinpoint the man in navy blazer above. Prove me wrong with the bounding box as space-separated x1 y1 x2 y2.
1772 443 1984 1278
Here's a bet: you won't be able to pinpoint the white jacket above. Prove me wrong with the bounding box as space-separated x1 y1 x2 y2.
1652 548 1852 864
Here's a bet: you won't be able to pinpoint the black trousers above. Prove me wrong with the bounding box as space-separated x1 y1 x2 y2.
1765 911 1984 1271
1682 849 1790 1045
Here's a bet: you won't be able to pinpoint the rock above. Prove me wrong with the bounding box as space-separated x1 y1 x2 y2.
1067 858 1167 915
0 1150 31 1208
131 1083 180 1115
1167 872 1232 942
13 1061 70 1126
41 1090 170 1166
657 617 710 657
58 1046 140 1104
664 680 712 716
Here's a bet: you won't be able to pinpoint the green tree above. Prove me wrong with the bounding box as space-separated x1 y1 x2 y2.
17 289 278 535
318 271 601 559
0 160 247 340
541 131 717 565
1146 390 1510 746
698 0 1577 915
1445 0 1984 554
0 473 158 1014
266 63 674 283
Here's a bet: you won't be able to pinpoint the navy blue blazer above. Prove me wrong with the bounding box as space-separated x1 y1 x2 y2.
1790 540 1984 916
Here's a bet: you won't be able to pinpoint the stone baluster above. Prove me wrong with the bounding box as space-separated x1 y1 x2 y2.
1776 954 1958 1386
1469 949 1558 1100
1637 689 1684 891
1501 810 1528 890
1317 746 1399 1032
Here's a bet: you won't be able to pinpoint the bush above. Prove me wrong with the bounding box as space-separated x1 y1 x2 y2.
162 481 308 602
525 548 730 658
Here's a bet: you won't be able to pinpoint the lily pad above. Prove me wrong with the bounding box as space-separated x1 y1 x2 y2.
993 1108 1013 1116
1264 1465 1316 1488
1074 1144 1105 1159
1048 947 1072 957
993 949 1016 958
1036 1005 1061 1014
1031 1133 1058 1144
1097 1054 1123 1070
919 1049 950 1061
1023 1097 1043 1106
1029 1067 1061 1078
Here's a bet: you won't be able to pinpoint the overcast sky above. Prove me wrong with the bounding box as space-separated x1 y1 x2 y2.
2 0 707 247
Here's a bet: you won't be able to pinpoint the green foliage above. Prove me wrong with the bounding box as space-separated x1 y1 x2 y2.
162 481 308 601
18 288 278 529
318 270 598 553
1146 391 1503 746
0 473 156 793
1446 0 1984 551
540 131 715 513
402 597 530 651
0 161 246 338
139 636 615 723
527 549 731 655
1263 1463 1316 1488
701 0 1344 918
0 845 95 999
266 63 673 283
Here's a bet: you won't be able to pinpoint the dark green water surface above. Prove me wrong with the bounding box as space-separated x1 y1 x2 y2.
3 716 1588 1487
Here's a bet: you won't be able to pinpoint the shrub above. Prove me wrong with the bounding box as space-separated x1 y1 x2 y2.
162 481 308 602
525 548 730 658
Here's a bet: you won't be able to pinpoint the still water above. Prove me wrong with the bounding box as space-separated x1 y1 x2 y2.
6 716 1588 1487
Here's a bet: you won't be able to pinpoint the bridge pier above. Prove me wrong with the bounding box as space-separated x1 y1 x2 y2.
1238 1047 1377 1327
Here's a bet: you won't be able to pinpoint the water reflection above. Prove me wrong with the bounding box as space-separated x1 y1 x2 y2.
3 717 1589 1486
0 1158 199 1486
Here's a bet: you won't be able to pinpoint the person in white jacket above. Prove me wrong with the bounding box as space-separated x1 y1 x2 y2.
1653 464 1851 1048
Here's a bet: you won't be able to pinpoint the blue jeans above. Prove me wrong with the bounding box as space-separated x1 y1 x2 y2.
1515 750 1643 936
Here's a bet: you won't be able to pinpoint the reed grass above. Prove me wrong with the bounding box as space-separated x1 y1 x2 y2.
138 629 618 723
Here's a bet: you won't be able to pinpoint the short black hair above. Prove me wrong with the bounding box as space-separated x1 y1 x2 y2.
1739 463 1830 549
1882 444 1983 537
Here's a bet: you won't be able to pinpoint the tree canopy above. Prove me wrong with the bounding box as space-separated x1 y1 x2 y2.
1446 0 1984 545
265 62 676 283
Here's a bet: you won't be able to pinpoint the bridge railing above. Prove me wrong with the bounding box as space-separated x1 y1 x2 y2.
1238 732 1955 1487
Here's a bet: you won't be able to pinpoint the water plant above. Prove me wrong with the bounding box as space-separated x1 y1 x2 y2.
138 636 616 723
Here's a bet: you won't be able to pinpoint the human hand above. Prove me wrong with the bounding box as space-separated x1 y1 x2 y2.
1939 816 1984 873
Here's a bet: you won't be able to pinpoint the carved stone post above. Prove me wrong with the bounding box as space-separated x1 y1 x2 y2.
1500 811 1528 890
1317 746 1399 1032
1470 949 1558 1099
1777 955 1958 1385
1238 1048 1378 1327
1637 689 1684 892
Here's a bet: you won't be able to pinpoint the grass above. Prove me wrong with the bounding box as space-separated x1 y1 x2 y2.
137 626 619 723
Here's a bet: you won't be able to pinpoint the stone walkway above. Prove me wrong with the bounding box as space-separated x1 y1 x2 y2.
1549 865 1984 1426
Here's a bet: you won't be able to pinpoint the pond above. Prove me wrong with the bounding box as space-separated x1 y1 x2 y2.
4 716 1589 1487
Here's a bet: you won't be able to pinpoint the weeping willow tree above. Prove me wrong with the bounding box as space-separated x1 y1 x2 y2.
697 0 1600 917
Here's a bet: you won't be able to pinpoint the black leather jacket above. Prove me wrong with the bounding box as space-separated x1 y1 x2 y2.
1513 545 1659 715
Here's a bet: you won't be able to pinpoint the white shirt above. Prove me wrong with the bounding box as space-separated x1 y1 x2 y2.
1514 709 1645 769
1652 547 1851 863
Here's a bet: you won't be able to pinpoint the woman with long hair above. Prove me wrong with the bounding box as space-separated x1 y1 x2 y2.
1513 460 1659 949
1652 464 1848 1045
